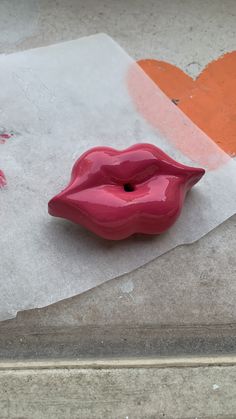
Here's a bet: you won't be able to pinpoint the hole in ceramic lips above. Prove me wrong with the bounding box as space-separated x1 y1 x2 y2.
123 183 135 192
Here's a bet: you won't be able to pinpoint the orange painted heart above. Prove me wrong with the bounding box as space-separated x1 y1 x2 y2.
138 51 236 156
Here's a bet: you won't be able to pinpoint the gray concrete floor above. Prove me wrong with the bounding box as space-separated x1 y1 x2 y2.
0 0 236 359
1 360 236 418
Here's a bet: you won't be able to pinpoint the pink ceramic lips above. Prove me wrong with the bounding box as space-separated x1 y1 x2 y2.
48 144 205 240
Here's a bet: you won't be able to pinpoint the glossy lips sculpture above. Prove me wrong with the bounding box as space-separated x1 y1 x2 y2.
48 144 205 240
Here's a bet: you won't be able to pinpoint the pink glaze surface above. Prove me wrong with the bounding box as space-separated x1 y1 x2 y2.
48 143 205 240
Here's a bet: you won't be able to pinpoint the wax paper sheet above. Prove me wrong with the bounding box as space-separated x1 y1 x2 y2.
1 34 236 320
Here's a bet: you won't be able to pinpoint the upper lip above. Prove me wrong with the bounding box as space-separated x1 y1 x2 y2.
48 143 205 240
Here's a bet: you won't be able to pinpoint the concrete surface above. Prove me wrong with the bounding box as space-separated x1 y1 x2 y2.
1 0 236 358
0 360 236 418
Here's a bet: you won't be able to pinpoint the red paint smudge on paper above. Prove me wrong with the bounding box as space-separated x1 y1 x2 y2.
0 170 7 188
0 132 13 144
0 132 15 188
0 133 12 140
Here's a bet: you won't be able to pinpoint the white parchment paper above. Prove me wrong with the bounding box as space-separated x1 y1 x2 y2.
0 34 236 320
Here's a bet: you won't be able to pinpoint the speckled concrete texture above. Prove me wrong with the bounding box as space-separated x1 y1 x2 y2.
0 363 236 418
0 0 236 358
